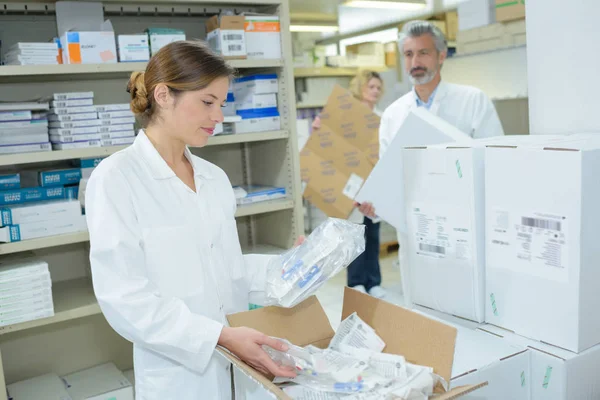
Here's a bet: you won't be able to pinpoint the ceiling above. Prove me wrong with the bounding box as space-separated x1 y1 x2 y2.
289 0 339 21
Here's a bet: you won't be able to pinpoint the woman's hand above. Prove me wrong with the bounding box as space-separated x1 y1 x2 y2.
218 326 297 378
311 116 322 131
354 201 376 218
294 236 305 247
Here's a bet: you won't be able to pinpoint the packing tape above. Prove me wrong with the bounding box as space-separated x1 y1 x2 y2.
543 366 553 389
520 371 526 387
490 293 499 316
455 160 463 178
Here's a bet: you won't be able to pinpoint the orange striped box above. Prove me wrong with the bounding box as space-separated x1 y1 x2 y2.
61 31 117 64
244 15 282 60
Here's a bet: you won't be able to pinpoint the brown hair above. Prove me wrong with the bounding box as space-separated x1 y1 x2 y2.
127 40 235 127
349 70 384 101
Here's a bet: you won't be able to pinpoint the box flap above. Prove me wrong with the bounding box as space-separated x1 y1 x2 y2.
227 296 335 347
435 383 488 399
221 15 246 30
341 287 457 382
205 15 219 33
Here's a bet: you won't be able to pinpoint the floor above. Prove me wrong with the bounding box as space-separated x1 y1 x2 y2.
315 254 405 330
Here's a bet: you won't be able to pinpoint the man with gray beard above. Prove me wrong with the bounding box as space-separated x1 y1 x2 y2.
356 20 504 306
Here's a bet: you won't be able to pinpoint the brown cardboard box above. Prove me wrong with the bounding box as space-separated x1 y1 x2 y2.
495 0 525 22
205 15 247 59
456 20 526 54
300 85 379 219
220 287 487 399
445 11 459 41
384 41 397 67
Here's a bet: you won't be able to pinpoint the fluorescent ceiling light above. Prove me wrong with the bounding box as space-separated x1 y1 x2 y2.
290 25 339 33
342 0 426 10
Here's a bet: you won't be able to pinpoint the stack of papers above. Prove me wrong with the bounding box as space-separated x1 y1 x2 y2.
0 258 54 328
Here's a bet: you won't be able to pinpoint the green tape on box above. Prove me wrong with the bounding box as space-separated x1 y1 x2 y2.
521 371 526 387
543 366 553 389
496 0 520 8
455 160 463 178
249 303 263 310
490 293 499 316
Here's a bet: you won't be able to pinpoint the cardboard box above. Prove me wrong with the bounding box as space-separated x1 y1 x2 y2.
7 373 72 400
222 288 486 399
482 324 600 400
458 0 495 31
496 0 526 22
206 15 247 59
300 85 380 219
403 143 486 322
61 31 117 64
384 41 397 67
244 15 281 59
355 108 472 232
62 362 133 400
445 11 459 41
485 135 600 353
456 20 526 54
117 34 150 62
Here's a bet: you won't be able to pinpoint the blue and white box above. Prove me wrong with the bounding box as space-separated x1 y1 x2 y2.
75 157 105 169
21 169 82 188
118 34 150 62
0 187 67 206
0 215 86 243
234 107 281 133
0 200 82 227
223 91 237 117
234 184 286 205
233 74 279 96
235 93 277 111
0 174 20 190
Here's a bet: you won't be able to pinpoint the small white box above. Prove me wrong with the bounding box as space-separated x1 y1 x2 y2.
52 140 102 150
458 0 496 31
0 200 82 227
7 373 72 400
100 117 136 126
50 106 97 116
97 111 134 120
51 99 94 108
94 104 129 112
53 92 94 101
0 215 86 243
101 137 135 147
62 362 134 400
147 31 186 56
0 271 51 296
244 15 282 59
49 126 100 136
98 124 135 134
61 31 117 64
48 113 98 122
482 324 600 400
235 93 277 111
206 15 247 59
233 74 278 96
234 107 280 134
485 134 600 352
117 34 150 62
51 133 102 143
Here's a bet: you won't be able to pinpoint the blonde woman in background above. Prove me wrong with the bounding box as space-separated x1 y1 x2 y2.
312 70 386 298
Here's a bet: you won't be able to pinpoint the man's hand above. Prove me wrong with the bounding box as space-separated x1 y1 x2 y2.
354 201 376 218
218 327 297 378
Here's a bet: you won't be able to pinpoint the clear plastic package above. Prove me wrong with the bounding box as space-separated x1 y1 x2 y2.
265 218 365 308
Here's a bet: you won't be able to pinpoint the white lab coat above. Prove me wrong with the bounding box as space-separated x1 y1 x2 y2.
86 131 274 400
378 81 504 307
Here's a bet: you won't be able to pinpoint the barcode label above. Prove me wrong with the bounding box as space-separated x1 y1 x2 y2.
228 45 243 52
224 34 243 41
521 217 561 232
419 243 446 255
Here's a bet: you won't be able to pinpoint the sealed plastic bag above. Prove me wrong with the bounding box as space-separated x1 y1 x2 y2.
265 218 365 307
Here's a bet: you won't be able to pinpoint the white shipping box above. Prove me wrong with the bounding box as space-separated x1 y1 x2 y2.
244 15 282 59
61 31 117 64
482 324 600 400
485 135 600 353
458 0 496 31
62 363 133 400
403 143 486 322
415 307 530 400
7 373 72 400
355 108 474 233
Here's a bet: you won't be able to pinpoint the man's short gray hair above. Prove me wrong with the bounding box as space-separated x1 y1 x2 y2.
399 20 448 53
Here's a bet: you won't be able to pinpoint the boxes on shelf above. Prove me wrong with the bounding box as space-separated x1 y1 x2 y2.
52 140 102 150
0 186 72 206
74 157 105 179
146 28 186 56
456 19 526 55
458 0 496 31
0 258 54 327
20 168 82 188
0 214 86 243
206 15 247 59
117 34 150 62
300 85 379 219
0 174 20 190
50 133 102 144
97 110 134 120
0 102 50 152
7 373 72 400
343 41 386 67
485 135 600 353
101 137 135 147
95 103 130 113
482 324 600 400
224 287 485 398
243 14 281 59
53 92 94 102
60 31 117 64
234 108 280 134
100 116 136 126
234 184 286 205
233 74 278 97
4 42 60 66
0 199 82 227
235 93 277 111
495 0 525 22
223 91 237 117
62 362 134 400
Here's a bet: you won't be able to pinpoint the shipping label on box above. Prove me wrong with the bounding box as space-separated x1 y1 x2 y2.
495 0 525 22
244 15 281 59
206 15 247 59
61 31 117 64
300 85 379 218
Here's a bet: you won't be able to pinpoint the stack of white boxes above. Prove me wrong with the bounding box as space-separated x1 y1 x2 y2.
0 102 51 154
4 42 59 66
401 133 600 398
233 74 280 134
95 104 136 147
0 258 54 328
49 92 101 149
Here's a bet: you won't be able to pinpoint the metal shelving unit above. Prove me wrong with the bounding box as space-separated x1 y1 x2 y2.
0 0 302 393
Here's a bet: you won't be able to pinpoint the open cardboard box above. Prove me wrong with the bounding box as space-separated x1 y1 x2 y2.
218 287 487 399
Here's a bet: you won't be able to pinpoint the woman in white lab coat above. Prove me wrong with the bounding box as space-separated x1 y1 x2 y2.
311 70 386 299
85 41 297 400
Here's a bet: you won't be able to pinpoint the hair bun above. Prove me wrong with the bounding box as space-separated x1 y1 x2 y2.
128 72 149 114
